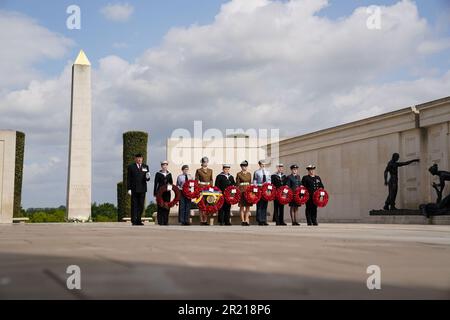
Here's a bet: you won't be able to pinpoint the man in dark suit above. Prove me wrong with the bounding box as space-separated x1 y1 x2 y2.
127 153 150 225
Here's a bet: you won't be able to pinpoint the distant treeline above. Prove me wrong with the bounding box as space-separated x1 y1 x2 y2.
21 202 157 223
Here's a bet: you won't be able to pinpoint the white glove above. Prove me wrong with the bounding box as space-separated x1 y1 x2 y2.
145 172 150 179
127 190 132 196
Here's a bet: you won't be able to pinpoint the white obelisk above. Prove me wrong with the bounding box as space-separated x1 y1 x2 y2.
66 50 91 221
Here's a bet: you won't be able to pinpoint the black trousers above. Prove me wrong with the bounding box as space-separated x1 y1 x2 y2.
218 203 231 224
273 200 285 224
131 192 145 224
385 179 398 207
157 206 170 225
157 190 171 225
305 200 318 225
256 200 268 223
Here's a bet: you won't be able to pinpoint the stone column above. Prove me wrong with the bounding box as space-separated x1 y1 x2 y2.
0 130 17 223
66 50 92 221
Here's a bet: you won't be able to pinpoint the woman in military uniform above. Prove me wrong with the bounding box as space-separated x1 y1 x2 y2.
286 164 301 226
236 160 252 226
153 160 173 226
195 156 213 225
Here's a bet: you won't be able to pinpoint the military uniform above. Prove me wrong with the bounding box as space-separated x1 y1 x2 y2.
195 166 213 225
176 170 192 225
236 171 252 207
271 171 287 225
286 174 301 207
215 170 236 225
301 174 324 226
154 170 173 225
253 164 271 225
195 168 213 186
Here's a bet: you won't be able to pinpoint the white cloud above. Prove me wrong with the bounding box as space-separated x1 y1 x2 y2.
0 10 73 89
0 0 449 207
100 3 134 22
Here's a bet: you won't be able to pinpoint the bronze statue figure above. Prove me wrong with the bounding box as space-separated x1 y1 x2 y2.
383 153 419 210
429 164 450 208
419 164 450 217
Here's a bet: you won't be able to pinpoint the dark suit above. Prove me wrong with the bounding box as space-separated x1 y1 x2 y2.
127 163 150 225
271 172 287 225
215 173 235 225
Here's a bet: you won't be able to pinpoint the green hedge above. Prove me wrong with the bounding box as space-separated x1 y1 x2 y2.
122 131 148 218
117 181 124 221
14 131 25 218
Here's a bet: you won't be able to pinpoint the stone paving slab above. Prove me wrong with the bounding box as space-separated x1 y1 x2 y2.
0 223 449 299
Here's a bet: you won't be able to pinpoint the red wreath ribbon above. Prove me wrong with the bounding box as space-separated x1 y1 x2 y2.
156 184 181 208
244 184 261 205
197 186 224 214
260 182 277 201
313 188 329 207
294 186 310 205
276 186 293 205
223 185 241 205
182 179 201 199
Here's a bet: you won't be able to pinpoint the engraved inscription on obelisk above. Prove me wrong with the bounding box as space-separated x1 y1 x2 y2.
66 50 91 221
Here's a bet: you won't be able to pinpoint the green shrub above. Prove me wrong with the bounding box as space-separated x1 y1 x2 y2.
144 202 157 217
28 209 65 223
91 202 117 222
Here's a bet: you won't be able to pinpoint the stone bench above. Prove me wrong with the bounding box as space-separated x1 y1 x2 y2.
122 217 153 223
12 217 29 224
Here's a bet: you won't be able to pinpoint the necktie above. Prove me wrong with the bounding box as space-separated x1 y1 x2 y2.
262 170 266 183
184 174 188 182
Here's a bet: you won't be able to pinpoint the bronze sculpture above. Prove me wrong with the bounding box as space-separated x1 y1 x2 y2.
383 153 419 210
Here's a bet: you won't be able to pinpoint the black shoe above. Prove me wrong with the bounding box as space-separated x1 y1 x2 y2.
263 222 269 226
201 222 208 226
383 205 389 210
225 223 232 226
258 222 264 226
281 222 287 226
241 222 246 226
390 206 398 210
246 222 250 226
292 222 300 226
313 223 318 226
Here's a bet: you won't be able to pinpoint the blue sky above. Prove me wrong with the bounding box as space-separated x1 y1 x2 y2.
1 0 449 207
2 0 449 77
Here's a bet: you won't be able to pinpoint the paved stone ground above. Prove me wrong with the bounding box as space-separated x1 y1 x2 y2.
0 223 449 299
